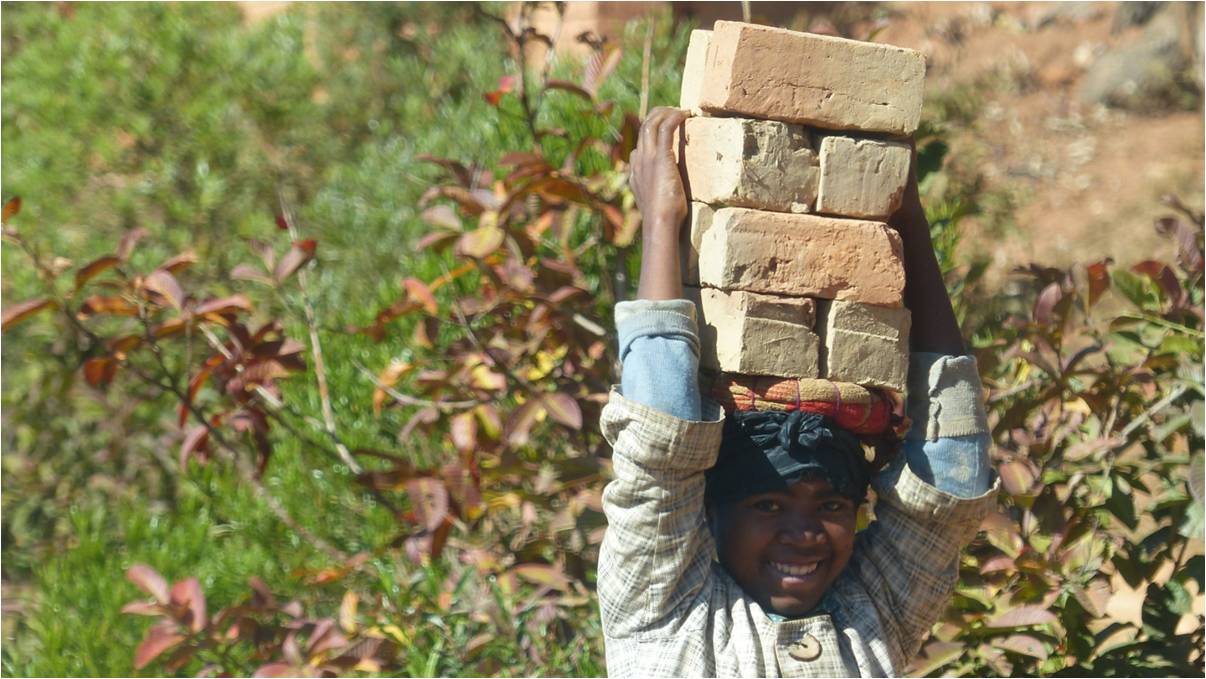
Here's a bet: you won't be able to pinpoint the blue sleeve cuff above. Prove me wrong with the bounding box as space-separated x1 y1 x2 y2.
615 299 703 421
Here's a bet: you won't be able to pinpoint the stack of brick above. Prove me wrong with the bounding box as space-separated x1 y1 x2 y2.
676 21 921 395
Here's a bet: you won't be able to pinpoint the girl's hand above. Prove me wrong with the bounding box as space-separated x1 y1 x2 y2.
629 107 690 235
629 107 691 301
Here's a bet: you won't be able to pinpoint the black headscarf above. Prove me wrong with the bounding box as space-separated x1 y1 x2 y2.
705 410 872 508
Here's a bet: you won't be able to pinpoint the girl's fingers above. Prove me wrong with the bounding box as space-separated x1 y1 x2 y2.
655 109 688 150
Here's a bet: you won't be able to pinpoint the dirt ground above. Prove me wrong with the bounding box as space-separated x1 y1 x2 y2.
875 2 1203 279
241 1 1203 282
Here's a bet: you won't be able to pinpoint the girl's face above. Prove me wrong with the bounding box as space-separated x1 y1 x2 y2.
712 476 858 616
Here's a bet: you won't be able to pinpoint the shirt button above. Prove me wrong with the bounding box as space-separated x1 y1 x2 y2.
788 634 822 662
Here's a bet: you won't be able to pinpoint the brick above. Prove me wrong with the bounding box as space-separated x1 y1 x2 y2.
678 29 713 113
697 207 906 306
818 300 910 391
681 117 819 213
697 21 926 136
679 202 714 286
687 287 820 378
816 135 912 219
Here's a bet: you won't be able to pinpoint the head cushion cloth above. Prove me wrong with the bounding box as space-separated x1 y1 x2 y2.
705 409 872 507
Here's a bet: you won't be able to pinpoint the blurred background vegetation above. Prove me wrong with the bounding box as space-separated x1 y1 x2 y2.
1 2 1202 676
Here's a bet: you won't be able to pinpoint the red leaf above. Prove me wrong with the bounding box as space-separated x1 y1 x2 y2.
414 230 460 253
120 601 162 616
406 478 450 532
127 564 171 603
116 228 149 261
74 256 120 290
144 270 184 310
421 205 461 230
415 154 473 187
159 250 198 274
997 634 1048 659
1032 281 1063 325
583 46 622 95
180 425 209 469
170 577 207 633
253 663 296 678
83 357 118 388
134 623 185 670
483 74 517 106
274 239 317 282
456 225 505 259
1132 259 1184 306
505 398 544 448
1 297 59 331
231 264 272 284
403 277 438 315
275 213 290 231
979 554 1016 574
986 605 1058 628
450 411 478 453
1086 261 1111 308
999 459 1041 496
2 196 21 221
542 392 582 429
544 79 593 101
78 295 140 317
193 294 253 317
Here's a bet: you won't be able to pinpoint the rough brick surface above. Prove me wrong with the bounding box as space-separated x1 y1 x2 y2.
816 135 912 219
679 202 714 286
688 287 820 378
697 21 925 136
681 117 819 213
678 29 713 114
818 300 910 391
697 207 906 306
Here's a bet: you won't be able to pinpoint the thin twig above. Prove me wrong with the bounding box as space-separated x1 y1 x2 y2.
639 17 654 119
1118 383 1189 438
136 317 348 561
278 195 361 473
353 361 478 411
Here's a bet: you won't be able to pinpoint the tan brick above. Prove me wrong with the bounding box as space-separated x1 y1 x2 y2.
818 300 911 391
681 117 819 213
697 207 906 306
678 29 713 113
697 21 925 136
816 135 912 219
687 287 820 378
679 202 715 286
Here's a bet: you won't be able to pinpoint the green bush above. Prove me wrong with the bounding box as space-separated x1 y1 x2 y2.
3 3 1202 677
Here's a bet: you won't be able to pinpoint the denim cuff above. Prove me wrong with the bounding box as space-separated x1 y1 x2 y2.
615 299 699 363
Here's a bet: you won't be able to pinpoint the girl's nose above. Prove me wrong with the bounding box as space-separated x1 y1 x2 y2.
778 516 827 546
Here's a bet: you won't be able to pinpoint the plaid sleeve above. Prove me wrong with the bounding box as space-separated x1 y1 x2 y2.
597 388 725 638
846 355 998 662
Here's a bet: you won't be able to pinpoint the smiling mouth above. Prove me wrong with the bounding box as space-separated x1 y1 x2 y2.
769 561 822 578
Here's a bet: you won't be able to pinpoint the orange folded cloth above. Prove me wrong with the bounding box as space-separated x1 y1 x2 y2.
707 374 911 439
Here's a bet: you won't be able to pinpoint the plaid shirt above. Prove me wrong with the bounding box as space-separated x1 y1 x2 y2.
598 342 997 676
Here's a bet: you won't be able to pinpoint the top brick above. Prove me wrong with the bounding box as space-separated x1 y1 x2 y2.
696 21 926 136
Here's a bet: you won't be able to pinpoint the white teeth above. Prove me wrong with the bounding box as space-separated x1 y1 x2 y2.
772 561 819 576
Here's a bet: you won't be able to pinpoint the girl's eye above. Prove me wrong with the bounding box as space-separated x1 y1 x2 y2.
752 499 781 513
821 500 849 513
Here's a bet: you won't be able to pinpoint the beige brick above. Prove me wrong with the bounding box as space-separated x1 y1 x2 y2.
681 117 819 213
678 29 713 113
818 300 911 391
698 21 925 136
687 287 820 378
697 207 906 306
817 136 912 219
679 202 715 286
